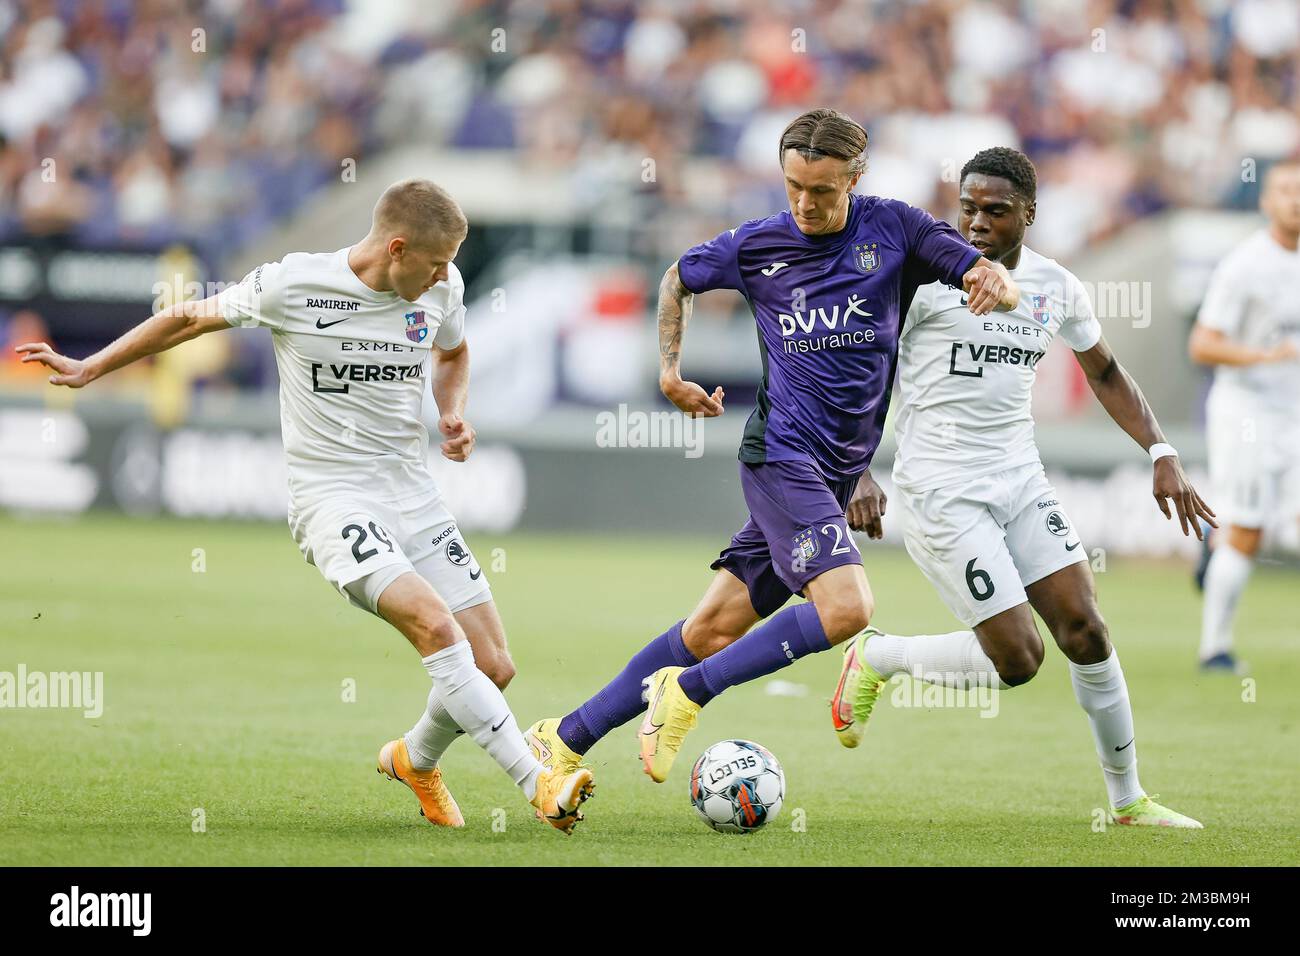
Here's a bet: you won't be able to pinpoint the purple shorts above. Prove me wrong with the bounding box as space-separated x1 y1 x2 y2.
711 459 863 618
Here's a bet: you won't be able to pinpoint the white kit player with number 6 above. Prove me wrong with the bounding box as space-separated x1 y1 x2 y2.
829 149 1214 828
15 178 595 834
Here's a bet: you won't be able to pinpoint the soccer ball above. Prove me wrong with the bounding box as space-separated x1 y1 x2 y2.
689 739 785 834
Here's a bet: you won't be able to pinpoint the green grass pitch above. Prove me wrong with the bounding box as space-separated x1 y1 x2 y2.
1 514 1296 866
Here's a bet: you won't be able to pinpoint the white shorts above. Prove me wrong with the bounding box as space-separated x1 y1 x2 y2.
1206 385 1300 529
288 493 491 616
896 463 1087 628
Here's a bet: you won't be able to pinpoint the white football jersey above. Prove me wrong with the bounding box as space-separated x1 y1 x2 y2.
1196 229 1300 404
217 248 465 505
892 245 1102 492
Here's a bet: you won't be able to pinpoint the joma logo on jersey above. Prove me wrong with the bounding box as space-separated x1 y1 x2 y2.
306 297 360 310
948 342 1045 378
311 362 423 394
778 293 873 336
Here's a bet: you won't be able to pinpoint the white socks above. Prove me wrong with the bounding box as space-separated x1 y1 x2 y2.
1200 544 1253 660
419 641 543 800
864 629 1145 808
404 687 463 770
1069 651 1143 809
863 629 1009 689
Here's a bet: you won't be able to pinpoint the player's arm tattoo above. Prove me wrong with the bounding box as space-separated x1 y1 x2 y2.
658 261 693 380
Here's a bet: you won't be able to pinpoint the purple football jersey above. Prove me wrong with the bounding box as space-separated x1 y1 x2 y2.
677 194 980 480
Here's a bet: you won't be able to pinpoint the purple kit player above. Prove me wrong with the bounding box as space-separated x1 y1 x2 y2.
525 109 1019 783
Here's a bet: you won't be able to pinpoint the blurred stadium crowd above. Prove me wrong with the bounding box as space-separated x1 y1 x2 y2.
0 0 1295 383
0 0 374 259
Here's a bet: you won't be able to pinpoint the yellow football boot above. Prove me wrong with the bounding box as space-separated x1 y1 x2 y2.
831 628 887 748
638 666 701 783
1108 795 1203 829
524 717 584 774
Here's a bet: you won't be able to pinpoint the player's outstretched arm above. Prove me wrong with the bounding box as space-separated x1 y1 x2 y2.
658 260 724 418
432 339 476 462
1188 323 1298 367
962 257 1019 315
15 295 229 388
1075 335 1217 539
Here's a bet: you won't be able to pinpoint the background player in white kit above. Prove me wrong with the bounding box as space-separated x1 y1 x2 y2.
1189 160 1300 673
15 178 595 834
830 148 1214 827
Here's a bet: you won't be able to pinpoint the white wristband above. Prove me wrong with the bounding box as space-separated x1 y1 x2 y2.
1148 442 1178 463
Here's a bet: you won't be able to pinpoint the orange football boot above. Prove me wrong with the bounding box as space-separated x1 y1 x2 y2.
377 737 466 828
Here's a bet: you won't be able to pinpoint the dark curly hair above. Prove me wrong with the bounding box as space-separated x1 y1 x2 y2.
960 147 1037 201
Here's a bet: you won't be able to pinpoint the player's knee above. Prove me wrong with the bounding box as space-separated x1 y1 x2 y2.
1055 614 1110 664
818 596 873 644
994 638 1044 687
683 615 740 659
482 653 516 689
697 632 736 659
1228 525 1262 557
407 608 461 655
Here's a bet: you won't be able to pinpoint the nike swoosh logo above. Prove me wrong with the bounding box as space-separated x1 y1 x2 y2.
641 684 666 736
1066 540 1081 551
315 316 351 329
761 262 790 276
469 568 482 580
1115 737 1134 752
831 645 856 728
491 716 508 732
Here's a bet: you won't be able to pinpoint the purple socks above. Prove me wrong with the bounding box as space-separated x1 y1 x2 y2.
558 620 697 755
557 605 832 752
677 602 829 706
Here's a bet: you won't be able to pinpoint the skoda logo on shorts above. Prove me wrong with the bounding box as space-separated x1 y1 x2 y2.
446 540 472 566
1045 511 1071 537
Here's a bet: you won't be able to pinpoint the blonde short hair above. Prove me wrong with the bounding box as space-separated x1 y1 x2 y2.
372 178 468 249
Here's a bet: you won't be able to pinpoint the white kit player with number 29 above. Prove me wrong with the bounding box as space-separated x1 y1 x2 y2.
220 246 483 620
15 178 595 835
829 149 1212 828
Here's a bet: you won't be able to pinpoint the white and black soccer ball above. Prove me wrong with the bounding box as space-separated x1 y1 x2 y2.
689 739 785 834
